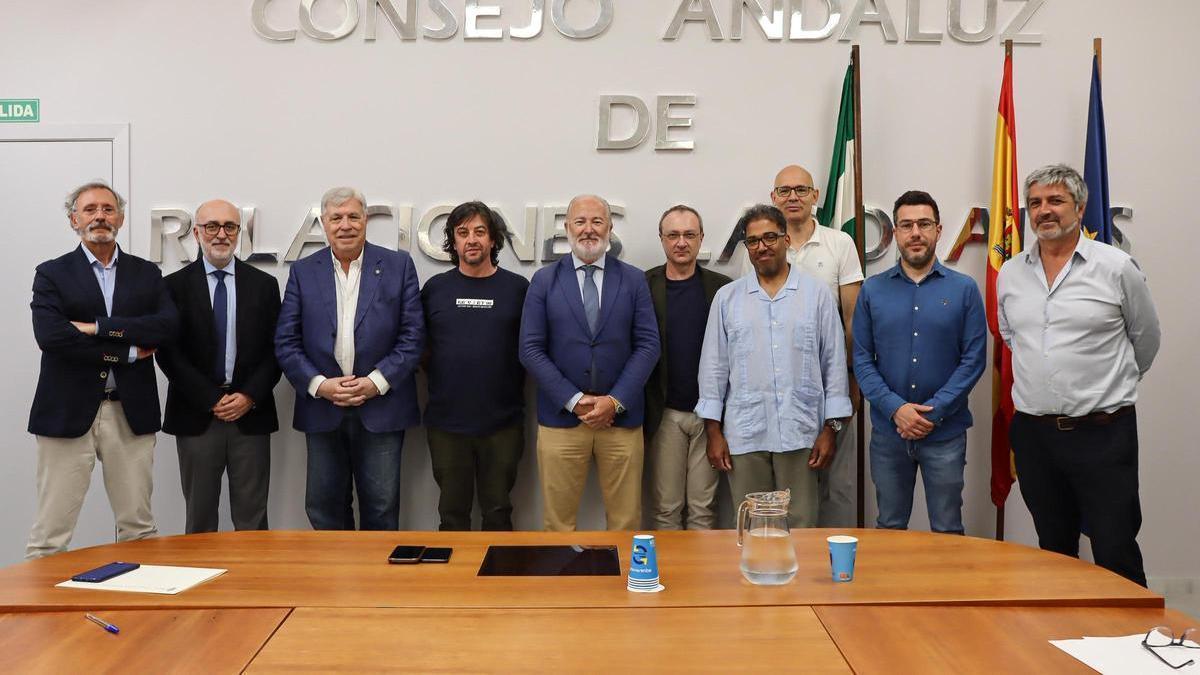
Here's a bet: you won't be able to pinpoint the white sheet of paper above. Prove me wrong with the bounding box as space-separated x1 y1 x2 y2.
56 565 226 595
1050 633 1197 674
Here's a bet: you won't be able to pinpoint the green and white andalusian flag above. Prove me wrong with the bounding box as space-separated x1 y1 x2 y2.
817 62 856 238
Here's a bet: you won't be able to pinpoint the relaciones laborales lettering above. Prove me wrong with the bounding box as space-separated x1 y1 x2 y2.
251 0 1046 45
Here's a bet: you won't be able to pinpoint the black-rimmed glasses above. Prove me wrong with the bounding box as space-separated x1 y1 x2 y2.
1142 626 1198 669
743 232 784 249
773 185 814 198
200 221 240 236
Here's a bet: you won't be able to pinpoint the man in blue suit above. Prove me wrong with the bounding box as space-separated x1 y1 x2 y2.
275 187 424 531
520 194 660 531
27 182 178 559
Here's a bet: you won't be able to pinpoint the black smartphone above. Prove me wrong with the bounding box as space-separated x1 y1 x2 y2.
419 547 452 563
388 545 426 564
71 562 140 583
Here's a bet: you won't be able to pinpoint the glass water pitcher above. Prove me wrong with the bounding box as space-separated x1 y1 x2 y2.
736 489 798 585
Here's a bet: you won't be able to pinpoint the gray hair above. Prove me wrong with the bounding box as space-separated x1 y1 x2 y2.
566 194 612 223
65 181 126 216
321 186 367 214
1024 164 1088 207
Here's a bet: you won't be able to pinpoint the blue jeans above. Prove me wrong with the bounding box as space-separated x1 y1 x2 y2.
304 410 404 531
870 432 966 534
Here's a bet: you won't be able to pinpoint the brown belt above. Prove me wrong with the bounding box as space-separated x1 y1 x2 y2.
1023 405 1134 432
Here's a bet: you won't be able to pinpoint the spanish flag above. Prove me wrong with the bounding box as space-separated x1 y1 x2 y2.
988 49 1021 510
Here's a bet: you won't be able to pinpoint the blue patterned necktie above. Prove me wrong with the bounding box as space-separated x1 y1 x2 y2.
212 270 228 383
582 264 599 335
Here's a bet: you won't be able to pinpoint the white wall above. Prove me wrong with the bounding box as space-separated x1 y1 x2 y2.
2 1 1196 590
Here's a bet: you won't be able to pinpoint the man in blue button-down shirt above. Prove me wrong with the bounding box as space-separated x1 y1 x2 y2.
852 191 986 534
696 205 852 528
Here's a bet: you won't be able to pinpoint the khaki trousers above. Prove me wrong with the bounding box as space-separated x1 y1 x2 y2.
648 408 718 530
26 401 157 559
537 424 643 531
817 421 858 527
728 449 819 529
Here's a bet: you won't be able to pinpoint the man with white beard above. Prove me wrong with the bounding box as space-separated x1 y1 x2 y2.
519 194 660 531
26 181 178 558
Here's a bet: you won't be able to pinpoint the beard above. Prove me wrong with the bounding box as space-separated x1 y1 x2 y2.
752 249 786 277
900 241 935 268
80 220 117 244
1034 218 1075 241
569 234 607 262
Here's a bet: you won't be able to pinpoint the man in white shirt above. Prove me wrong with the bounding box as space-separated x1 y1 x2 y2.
998 164 1160 586
744 165 864 526
275 187 425 530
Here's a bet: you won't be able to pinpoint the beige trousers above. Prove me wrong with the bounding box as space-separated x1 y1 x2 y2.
728 449 819 529
26 401 157 560
648 408 718 530
537 424 643 532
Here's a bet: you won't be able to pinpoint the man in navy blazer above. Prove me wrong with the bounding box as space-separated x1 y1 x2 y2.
520 194 660 531
275 187 424 531
27 182 179 559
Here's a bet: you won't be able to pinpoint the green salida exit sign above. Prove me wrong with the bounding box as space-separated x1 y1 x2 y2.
0 99 40 123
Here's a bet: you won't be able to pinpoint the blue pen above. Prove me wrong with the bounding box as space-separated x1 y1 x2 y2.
85 613 120 634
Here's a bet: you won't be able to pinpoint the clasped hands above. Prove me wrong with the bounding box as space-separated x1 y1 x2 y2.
573 394 616 429
894 402 935 440
70 321 155 359
317 375 380 408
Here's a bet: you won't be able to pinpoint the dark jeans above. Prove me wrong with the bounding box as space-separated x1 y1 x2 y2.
304 410 404 531
869 432 966 535
1010 409 1145 587
427 425 523 531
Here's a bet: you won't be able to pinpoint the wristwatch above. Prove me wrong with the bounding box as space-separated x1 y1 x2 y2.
824 418 844 433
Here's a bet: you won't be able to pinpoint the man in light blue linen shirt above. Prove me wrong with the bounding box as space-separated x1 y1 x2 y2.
696 205 852 528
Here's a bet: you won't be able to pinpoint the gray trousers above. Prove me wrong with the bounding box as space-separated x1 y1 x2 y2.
817 421 858 527
176 420 270 533
729 449 819 529
647 408 718 530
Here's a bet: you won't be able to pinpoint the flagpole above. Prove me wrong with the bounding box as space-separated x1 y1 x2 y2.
851 43 866 529
995 38 1012 542
1094 37 1102 77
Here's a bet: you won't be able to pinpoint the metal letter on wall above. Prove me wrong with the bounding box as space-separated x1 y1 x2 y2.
839 0 899 42
664 0 724 40
418 205 455 262
366 203 398 251
150 208 194 264
863 208 894 262
423 0 459 39
1000 0 1045 45
947 0 997 43
1111 206 1132 253
509 0 545 39
299 0 359 41
251 0 297 41
284 207 327 262
945 207 988 262
905 0 942 42
790 0 842 40
656 95 696 151
551 0 613 39
492 206 539 262
731 0 784 41
597 96 651 150
366 0 417 41
465 0 503 39
241 206 280 263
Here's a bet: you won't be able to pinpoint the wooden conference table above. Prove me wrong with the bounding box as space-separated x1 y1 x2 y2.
0 529 1190 673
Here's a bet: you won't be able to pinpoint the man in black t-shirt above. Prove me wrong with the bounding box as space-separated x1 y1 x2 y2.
421 202 529 530
644 205 732 529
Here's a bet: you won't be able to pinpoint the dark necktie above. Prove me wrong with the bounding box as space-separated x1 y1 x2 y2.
212 270 228 383
582 265 599 335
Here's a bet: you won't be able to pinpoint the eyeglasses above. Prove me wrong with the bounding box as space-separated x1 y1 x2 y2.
1143 626 1198 669
79 205 118 216
744 232 784 249
661 231 700 242
895 219 938 233
774 185 814 199
199 221 240 236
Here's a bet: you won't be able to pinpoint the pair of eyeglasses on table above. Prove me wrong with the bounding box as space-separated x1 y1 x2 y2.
1142 626 1199 669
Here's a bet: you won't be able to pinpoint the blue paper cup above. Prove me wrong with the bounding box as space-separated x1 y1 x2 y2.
628 534 664 592
827 535 858 583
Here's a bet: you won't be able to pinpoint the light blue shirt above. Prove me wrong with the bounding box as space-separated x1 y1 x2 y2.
203 258 237 384
695 264 852 455
564 253 607 413
81 245 136 389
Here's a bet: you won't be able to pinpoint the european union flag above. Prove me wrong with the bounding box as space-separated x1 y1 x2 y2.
1082 55 1112 244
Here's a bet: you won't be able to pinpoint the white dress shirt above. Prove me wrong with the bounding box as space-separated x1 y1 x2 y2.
307 248 391 398
997 234 1160 416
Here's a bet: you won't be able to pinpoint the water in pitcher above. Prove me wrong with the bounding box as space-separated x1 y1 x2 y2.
739 526 798 585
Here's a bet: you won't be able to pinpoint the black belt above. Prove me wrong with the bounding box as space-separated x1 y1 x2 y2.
101 390 120 402
1023 405 1134 431
219 384 233 393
